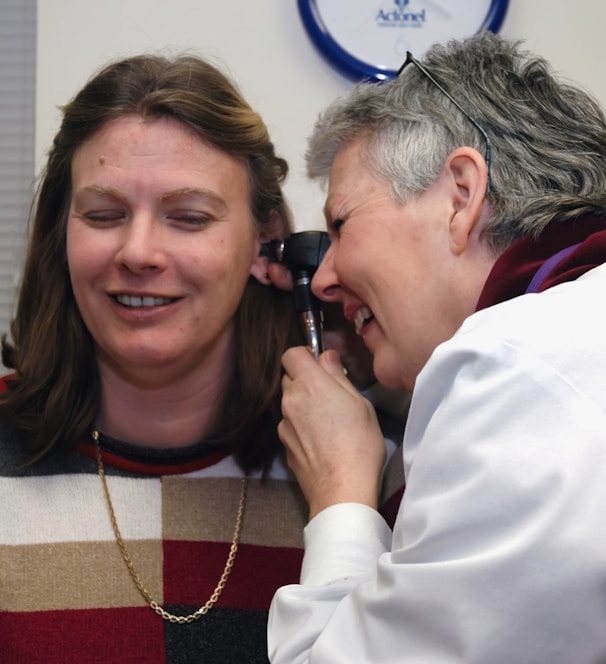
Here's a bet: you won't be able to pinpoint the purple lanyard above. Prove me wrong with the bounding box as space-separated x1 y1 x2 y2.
525 243 581 294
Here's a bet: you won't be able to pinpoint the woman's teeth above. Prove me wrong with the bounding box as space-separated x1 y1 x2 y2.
115 295 173 308
354 306 374 334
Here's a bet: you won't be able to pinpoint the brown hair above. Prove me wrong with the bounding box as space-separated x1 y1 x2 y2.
0 54 296 471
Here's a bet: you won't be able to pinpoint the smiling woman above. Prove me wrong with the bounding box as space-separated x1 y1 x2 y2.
66 115 268 412
0 54 304 663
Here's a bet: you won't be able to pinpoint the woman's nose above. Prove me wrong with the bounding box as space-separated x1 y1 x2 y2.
115 215 168 273
311 242 342 302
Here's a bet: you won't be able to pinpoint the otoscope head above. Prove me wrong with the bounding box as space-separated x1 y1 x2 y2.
261 231 329 275
261 239 285 263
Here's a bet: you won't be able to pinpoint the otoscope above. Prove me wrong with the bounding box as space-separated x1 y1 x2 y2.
262 231 330 360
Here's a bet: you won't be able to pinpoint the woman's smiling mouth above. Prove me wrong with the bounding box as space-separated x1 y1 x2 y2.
114 294 176 308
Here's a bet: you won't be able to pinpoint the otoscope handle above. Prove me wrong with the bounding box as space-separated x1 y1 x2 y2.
299 310 324 361
293 269 324 360
261 231 329 361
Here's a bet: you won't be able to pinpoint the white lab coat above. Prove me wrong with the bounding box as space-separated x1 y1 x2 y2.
268 262 606 664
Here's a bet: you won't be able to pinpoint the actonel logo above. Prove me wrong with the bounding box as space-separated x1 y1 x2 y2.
376 0 426 27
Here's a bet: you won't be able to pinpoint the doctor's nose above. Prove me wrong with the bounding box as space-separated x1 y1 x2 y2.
311 242 342 303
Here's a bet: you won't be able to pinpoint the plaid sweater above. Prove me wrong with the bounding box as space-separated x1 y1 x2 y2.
0 420 309 663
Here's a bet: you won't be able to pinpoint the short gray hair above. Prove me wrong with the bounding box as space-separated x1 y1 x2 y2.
306 32 606 251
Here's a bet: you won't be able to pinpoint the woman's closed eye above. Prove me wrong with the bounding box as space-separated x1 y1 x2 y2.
167 209 214 229
80 208 126 224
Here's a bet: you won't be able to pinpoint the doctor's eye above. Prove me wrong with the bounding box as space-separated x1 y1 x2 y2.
330 219 345 234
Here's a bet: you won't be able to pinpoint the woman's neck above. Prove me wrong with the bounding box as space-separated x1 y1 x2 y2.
95 345 235 449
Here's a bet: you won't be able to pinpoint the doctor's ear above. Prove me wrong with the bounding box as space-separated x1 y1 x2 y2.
445 147 489 255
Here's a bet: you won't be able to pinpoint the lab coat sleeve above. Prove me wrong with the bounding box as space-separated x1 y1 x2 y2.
268 503 392 664
268 310 606 664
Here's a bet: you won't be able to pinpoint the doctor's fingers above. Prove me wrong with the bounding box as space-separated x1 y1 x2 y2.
277 416 332 477
276 416 297 452
281 353 359 413
280 370 344 434
276 417 315 471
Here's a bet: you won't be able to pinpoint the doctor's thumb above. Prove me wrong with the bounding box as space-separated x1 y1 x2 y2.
319 349 347 377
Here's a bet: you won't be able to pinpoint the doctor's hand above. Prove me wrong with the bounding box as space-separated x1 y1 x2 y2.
279 347 387 520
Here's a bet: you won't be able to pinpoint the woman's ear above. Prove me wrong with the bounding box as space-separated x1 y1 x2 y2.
250 250 294 290
250 209 287 285
261 209 287 242
249 255 273 285
444 147 489 256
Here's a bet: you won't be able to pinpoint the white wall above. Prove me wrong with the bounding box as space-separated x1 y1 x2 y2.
37 0 606 231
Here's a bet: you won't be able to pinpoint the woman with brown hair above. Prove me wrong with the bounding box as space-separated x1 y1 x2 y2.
0 53 305 662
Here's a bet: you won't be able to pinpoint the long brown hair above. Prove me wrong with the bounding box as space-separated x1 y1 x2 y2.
0 54 297 471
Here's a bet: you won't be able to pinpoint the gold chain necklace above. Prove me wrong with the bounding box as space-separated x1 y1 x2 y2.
92 428 248 624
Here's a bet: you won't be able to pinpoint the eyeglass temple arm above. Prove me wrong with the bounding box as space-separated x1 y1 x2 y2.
398 51 492 192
